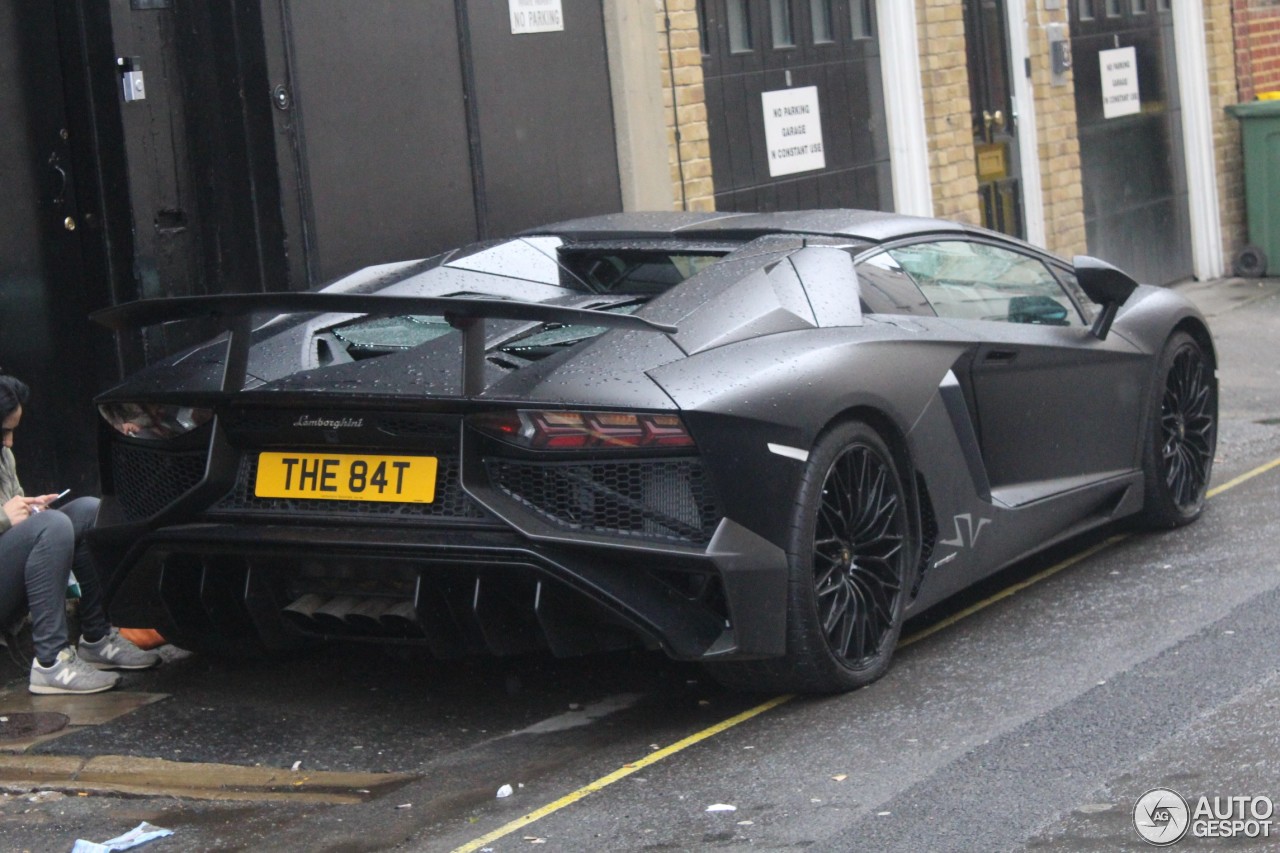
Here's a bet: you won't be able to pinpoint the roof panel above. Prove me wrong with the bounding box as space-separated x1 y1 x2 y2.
525 209 969 245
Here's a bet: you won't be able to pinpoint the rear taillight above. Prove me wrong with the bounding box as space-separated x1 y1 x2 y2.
98 402 213 440
471 410 694 450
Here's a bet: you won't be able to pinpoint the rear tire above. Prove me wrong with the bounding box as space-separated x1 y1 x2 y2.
1139 331 1217 528
709 421 914 693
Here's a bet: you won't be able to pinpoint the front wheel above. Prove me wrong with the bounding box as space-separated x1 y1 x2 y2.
1139 331 1217 528
708 421 914 693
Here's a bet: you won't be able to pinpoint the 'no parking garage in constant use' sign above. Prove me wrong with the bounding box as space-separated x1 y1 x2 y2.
1100 45 1141 119
762 86 827 178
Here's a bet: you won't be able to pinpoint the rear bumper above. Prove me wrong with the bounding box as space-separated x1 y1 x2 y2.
94 406 789 662
92 518 788 662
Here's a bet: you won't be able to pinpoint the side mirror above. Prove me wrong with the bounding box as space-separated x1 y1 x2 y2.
1072 255 1138 340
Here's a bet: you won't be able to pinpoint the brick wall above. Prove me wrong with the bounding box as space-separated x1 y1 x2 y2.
1024 1 1087 257
1234 0 1280 100
915 0 981 224
652 1 1245 262
1211 2 1247 259
655 0 715 211
911 0 1088 255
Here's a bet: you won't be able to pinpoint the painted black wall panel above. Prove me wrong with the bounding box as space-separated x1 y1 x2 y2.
776 176 801 210
845 61 875 162
818 170 841 208
705 76 731 184
699 0 889 212
0 1 99 492
722 73 759 188
866 59 889 165
282 1 477 283
465 0 621 238
822 62 854 164
108 0 202 302
169 0 289 305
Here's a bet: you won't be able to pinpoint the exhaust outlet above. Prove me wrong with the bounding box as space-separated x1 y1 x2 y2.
380 600 425 637
346 598 399 633
311 595 364 634
282 593 328 631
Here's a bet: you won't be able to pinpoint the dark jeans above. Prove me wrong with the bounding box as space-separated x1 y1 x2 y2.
0 497 110 663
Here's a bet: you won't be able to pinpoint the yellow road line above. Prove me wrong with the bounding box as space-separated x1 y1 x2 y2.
450 694 793 853
899 534 1129 649
1207 455 1280 498
454 452 1280 852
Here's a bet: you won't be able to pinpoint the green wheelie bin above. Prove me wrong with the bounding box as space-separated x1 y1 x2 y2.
1227 97 1280 277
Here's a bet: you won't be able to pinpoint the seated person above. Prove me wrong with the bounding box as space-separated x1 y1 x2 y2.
0 374 159 694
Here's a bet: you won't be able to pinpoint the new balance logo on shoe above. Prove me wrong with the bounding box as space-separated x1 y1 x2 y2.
29 647 120 695
78 629 161 671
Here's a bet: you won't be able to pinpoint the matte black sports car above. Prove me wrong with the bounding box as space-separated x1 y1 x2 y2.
90 210 1216 693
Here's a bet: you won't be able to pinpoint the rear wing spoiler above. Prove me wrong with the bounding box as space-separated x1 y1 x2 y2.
92 293 678 396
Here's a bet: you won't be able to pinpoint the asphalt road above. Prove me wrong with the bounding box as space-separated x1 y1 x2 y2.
0 279 1276 852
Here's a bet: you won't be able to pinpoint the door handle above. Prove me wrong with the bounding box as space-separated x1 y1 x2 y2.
984 349 1018 364
50 163 68 205
983 110 1005 134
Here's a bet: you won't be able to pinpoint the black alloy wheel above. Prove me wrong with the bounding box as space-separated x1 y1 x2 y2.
707 420 914 694
811 441 907 670
1141 331 1217 527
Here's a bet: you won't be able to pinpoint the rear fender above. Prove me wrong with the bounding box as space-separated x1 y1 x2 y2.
653 330 971 551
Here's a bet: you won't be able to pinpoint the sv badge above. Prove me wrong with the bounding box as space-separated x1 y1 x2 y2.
940 513 991 549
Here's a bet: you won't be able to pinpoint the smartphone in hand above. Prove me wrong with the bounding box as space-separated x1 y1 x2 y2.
34 489 71 512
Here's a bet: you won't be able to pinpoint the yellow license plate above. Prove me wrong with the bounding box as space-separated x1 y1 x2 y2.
254 452 437 503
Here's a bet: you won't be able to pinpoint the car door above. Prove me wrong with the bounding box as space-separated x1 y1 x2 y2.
886 238 1147 502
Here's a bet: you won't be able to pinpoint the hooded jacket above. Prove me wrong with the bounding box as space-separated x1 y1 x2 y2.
0 446 23 535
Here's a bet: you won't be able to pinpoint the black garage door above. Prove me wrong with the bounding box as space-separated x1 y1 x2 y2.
0 1 105 493
272 0 623 286
698 0 892 211
1071 0 1192 285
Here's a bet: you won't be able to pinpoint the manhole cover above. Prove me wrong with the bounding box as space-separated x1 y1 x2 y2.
0 712 69 740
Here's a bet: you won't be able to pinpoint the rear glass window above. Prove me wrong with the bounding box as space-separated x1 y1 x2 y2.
330 300 651 363
331 315 454 357
497 301 645 361
325 240 729 361
557 251 723 294
443 237 725 296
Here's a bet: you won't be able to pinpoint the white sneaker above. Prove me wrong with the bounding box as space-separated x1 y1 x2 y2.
29 647 121 695
78 628 162 671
